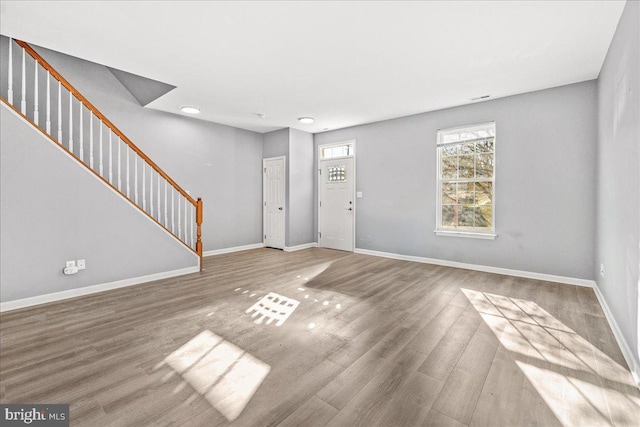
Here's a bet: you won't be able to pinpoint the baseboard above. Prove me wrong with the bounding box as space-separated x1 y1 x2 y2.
591 283 640 389
353 248 595 288
284 243 318 252
203 243 265 257
0 266 200 312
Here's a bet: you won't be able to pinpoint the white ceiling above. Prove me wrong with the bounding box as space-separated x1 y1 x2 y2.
0 1 625 134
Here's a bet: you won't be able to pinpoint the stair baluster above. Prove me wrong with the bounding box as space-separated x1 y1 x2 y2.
33 60 38 125
117 136 122 191
142 162 146 210
7 38 13 105
109 131 113 183
21 47 26 114
46 71 51 134
79 103 84 161
57 82 62 142
89 114 94 169
126 143 130 197
134 154 138 205
68 91 73 153
99 121 104 176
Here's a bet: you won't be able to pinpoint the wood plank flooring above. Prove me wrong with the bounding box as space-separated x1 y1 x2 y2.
1 248 639 426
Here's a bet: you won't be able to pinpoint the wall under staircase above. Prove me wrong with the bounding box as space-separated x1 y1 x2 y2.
1 103 199 307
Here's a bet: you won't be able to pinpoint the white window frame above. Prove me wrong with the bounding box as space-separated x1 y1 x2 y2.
319 141 355 160
435 122 497 240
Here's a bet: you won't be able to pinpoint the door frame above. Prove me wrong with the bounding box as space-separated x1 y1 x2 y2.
317 140 356 252
263 156 286 249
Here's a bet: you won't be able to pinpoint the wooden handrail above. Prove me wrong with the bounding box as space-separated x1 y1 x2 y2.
15 39 197 207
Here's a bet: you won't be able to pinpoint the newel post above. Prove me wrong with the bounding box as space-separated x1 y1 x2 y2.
196 198 203 271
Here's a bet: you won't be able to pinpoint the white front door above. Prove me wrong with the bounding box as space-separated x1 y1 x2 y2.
263 157 285 249
319 157 354 252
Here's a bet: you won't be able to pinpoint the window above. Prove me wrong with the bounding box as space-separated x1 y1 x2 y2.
436 122 496 239
321 142 354 159
327 165 347 182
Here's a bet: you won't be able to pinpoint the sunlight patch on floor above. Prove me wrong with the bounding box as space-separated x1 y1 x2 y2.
463 288 640 426
515 361 611 425
294 261 333 285
245 292 300 326
163 330 270 421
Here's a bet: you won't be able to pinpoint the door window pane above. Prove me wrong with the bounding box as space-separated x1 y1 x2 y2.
328 165 346 182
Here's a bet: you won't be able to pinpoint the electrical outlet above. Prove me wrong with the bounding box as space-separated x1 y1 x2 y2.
600 264 605 278
77 259 86 270
66 260 76 268
63 265 78 275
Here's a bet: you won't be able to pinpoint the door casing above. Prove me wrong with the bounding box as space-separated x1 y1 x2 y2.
318 140 356 252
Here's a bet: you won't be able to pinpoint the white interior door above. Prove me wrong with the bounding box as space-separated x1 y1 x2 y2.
319 157 354 251
263 157 285 249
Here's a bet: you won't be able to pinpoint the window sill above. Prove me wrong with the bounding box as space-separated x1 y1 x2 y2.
434 230 497 240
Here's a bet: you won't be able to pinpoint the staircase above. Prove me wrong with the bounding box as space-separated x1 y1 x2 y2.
1 38 203 268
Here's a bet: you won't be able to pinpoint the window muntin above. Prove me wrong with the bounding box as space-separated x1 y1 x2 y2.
437 123 495 235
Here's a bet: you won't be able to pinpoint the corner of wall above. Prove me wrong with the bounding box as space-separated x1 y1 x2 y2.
593 0 640 389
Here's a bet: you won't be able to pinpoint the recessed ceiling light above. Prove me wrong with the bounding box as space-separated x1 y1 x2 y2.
298 117 315 124
180 106 200 114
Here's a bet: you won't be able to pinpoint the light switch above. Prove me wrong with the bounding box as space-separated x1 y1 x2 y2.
356 191 363 198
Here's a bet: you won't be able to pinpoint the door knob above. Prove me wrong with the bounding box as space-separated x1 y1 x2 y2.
278 207 283 210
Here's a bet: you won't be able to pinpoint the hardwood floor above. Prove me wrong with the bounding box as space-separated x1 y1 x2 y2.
1 248 639 426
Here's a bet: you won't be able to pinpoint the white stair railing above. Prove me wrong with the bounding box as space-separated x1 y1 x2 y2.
2 37 203 267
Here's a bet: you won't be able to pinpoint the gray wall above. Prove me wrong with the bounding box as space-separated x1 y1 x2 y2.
596 0 640 378
315 81 598 279
0 104 198 302
262 128 289 159
24 42 264 251
262 128 315 247
288 129 315 247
